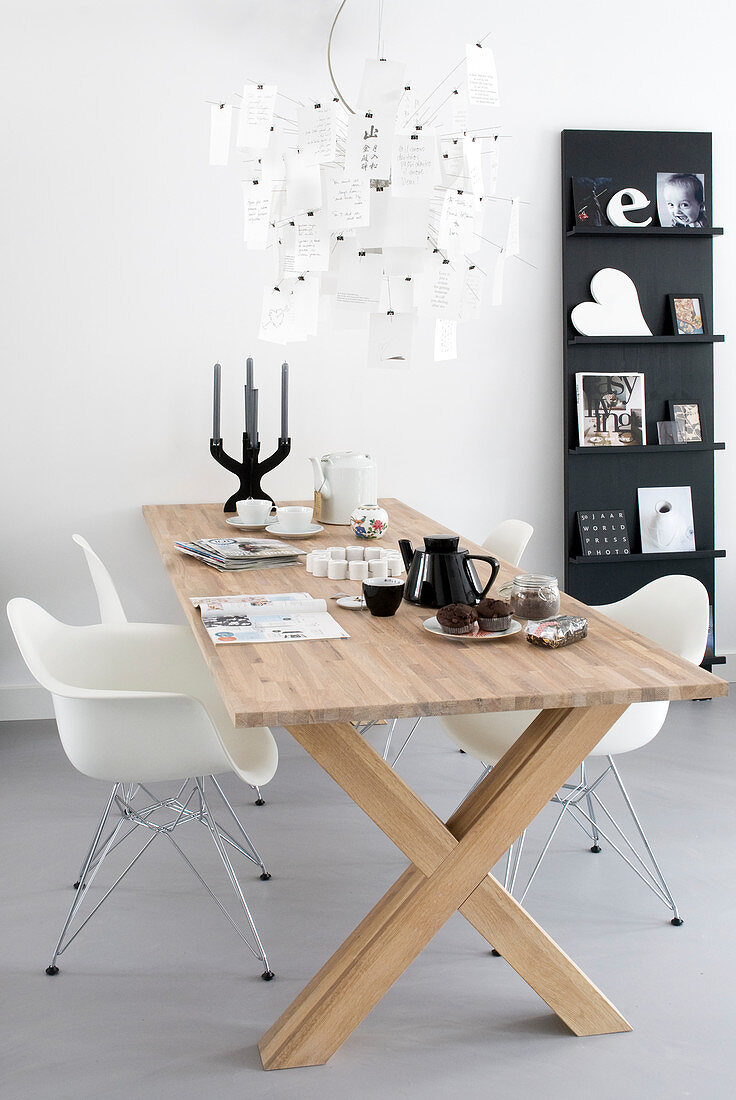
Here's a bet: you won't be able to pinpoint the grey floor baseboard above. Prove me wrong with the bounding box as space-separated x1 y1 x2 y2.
0 684 54 721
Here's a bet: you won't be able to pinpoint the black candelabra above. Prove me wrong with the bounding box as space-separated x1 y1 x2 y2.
210 358 291 513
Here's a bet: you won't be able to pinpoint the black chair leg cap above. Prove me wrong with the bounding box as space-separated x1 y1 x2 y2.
490 949 501 957
261 969 275 981
671 916 684 926
45 965 59 976
73 881 80 889
255 798 265 806
590 844 602 854
259 871 272 881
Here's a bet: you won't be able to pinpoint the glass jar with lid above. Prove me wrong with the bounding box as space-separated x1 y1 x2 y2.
499 574 560 622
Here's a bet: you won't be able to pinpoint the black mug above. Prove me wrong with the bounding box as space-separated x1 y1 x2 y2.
362 577 405 617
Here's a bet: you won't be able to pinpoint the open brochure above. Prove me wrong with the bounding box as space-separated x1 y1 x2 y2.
191 592 350 644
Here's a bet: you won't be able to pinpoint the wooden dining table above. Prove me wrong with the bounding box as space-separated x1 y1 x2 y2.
143 498 727 1070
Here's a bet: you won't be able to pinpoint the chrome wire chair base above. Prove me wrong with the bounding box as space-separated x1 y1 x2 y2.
355 717 422 768
49 776 273 979
475 756 684 939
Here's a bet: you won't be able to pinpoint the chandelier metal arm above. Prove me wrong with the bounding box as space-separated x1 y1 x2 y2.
328 0 356 115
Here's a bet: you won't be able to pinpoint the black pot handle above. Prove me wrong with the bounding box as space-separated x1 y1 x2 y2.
464 554 500 601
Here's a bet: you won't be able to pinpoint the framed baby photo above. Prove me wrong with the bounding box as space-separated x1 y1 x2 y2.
669 401 703 443
656 172 708 228
668 294 707 336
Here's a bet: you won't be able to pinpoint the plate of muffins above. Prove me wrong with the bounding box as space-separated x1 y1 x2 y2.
423 598 521 640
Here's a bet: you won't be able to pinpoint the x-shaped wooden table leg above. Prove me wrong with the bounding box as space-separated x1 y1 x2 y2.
259 704 632 1070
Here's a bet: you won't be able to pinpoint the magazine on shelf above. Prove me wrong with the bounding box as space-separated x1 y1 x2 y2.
190 592 350 644
175 537 305 571
575 372 646 446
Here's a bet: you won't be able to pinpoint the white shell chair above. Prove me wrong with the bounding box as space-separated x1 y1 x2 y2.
378 519 535 766
439 575 709 928
73 533 268 805
7 598 279 980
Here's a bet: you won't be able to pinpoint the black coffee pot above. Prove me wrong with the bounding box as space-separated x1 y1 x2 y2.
399 535 500 609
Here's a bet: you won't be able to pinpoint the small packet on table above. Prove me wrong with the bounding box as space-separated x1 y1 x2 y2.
525 615 588 649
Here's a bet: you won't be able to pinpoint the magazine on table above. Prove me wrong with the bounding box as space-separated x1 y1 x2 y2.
175 537 305 571
575 372 646 447
190 592 350 644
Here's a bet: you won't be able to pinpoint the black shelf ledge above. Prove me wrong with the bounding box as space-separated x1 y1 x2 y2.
704 655 727 667
568 335 725 345
567 226 724 237
568 443 726 454
571 550 726 564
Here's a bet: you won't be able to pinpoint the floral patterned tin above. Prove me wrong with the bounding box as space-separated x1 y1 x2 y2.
350 504 389 540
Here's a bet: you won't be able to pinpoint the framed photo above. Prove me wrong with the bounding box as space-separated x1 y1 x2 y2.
668 294 707 336
657 421 678 445
656 172 708 228
669 401 703 443
571 176 613 227
637 486 695 553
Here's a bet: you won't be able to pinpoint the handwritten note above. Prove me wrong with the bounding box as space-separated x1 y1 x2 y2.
345 110 393 181
486 142 500 195
390 132 439 198
450 89 469 134
242 180 271 250
463 136 484 195
273 223 297 282
434 319 458 361
367 312 415 370
259 286 294 345
438 190 481 258
236 84 277 150
396 87 420 131
284 150 323 217
458 265 484 322
326 173 370 231
209 104 232 165
294 212 330 272
298 103 337 166
505 197 520 257
440 138 465 188
426 260 462 318
465 44 500 107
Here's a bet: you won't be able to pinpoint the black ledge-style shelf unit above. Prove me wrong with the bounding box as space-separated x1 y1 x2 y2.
562 129 725 670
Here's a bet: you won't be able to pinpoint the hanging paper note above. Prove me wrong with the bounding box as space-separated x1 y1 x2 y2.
284 150 323 217
273 223 297 283
345 110 393 181
434 319 458 361
465 44 500 107
381 247 427 275
209 104 232 166
424 260 463 318
259 286 294 345
367 312 415 369
450 89 469 134
326 172 371 231
357 59 407 110
379 274 416 313
294 212 330 272
396 86 420 130
440 139 465 188
458 265 484 322
486 141 500 196
391 132 439 198
260 124 286 188
335 252 383 311
438 191 481 258
297 103 338 166
236 84 277 149
241 180 272 250
463 136 484 196
492 253 505 306
505 197 520 257
383 196 431 248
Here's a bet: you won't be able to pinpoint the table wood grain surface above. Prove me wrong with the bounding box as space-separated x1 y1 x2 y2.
143 499 727 727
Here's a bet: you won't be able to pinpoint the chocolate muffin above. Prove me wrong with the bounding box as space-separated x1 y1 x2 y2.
476 597 513 632
436 603 478 635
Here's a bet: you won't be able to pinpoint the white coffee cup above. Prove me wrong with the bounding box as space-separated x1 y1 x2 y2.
327 559 348 580
236 497 273 524
276 505 313 532
348 560 369 581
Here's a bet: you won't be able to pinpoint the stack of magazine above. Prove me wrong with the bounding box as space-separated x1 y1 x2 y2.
175 537 305 572
191 592 349 644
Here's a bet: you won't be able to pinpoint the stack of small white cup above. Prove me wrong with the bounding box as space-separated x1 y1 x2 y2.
306 545 404 582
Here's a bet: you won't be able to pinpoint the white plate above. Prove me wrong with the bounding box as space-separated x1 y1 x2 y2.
336 595 368 610
225 516 274 529
422 617 522 641
266 522 324 539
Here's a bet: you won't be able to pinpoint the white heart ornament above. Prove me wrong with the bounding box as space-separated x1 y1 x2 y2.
571 268 652 336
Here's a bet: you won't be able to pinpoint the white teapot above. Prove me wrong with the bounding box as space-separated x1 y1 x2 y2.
309 452 378 526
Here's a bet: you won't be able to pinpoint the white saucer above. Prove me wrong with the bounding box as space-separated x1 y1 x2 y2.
265 522 324 540
336 596 368 610
226 516 274 529
422 617 522 641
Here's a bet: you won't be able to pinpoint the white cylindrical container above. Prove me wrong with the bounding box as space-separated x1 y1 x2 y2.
364 547 382 561
313 557 330 577
348 560 369 581
328 559 348 580
388 558 404 577
328 546 347 560
346 546 365 562
369 559 388 579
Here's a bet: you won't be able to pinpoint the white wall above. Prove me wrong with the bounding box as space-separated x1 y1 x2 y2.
1 0 734 715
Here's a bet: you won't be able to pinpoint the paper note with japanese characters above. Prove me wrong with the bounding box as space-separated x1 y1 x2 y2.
345 110 393 180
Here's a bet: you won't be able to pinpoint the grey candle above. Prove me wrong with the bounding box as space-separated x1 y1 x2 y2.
281 361 289 439
212 362 221 441
244 384 250 440
246 356 254 392
252 388 259 440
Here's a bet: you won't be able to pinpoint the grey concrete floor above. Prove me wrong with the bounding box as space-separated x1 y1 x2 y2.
1 697 735 1099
